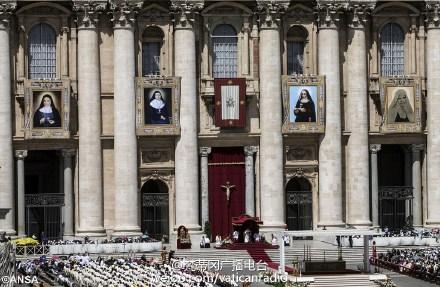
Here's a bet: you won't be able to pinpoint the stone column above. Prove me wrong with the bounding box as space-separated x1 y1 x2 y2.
73 1 106 236
199 147 211 229
0 1 16 236
242 18 250 76
370 144 381 228
257 0 289 231
244 146 258 216
111 0 142 236
316 2 344 228
62 150 75 237
404 148 412 219
61 21 69 78
15 150 27 237
412 144 424 228
171 0 204 231
346 4 374 228
426 2 440 227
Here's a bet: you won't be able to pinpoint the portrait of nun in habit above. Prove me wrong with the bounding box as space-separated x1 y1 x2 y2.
33 93 61 128
387 89 414 123
145 89 171 124
293 88 316 122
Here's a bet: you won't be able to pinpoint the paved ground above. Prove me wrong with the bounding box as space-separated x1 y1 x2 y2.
377 267 438 287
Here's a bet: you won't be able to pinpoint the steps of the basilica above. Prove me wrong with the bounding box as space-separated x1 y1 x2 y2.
308 275 378 287
170 246 389 265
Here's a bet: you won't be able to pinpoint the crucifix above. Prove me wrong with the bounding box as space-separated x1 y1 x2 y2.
221 181 235 203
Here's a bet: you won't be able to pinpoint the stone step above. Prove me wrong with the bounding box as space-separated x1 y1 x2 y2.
308 275 378 287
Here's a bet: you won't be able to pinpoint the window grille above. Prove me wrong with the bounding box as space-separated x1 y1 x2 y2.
212 24 238 78
287 41 304 75
142 42 161 75
28 23 57 79
380 23 405 76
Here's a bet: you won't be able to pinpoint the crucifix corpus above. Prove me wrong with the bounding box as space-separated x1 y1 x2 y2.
221 181 235 202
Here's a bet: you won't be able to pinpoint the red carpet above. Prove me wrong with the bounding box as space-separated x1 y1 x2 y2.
246 247 294 273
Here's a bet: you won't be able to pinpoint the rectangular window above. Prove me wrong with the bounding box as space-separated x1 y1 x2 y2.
213 39 237 78
287 41 304 75
142 42 161 75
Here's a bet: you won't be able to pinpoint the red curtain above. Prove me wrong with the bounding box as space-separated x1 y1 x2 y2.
208 147 245 239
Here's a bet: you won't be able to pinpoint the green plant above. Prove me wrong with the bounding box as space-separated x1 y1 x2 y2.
204 221 211 239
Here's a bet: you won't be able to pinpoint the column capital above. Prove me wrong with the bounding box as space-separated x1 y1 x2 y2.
199 147 211 157
73 0 107 29
62 149 76 158
109 0 142 29
0 1 16 30
15 150 27 160
347 2 375 28
426 2 440 29
256 0 289 29
369 144 381 154
244 145 259 156
411 144 425 153
170 0 204 29
316 1 347 29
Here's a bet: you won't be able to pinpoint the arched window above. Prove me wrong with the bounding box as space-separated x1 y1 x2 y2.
212 24 238 78
142 26 164 76
28 23 56 79
380 23 405 76
287 26 307 75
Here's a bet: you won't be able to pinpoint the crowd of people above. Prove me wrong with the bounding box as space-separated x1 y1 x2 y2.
374 247 440 284
17 254 236 287
380 227 440 239
1 231 159 246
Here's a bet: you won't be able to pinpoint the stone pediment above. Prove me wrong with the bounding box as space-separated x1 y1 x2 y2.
17 2 71 16
286 4 314 19
140 3 169 19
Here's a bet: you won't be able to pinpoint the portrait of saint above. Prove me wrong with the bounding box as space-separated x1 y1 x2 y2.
387 88 414 123
289 86 317 123
144 88 172 125
32 92 61 128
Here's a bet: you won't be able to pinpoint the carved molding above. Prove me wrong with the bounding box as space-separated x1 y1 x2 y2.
369 144 381 154
170 0 204 28
316 1 347 28
110 0 143 28
141 150 171 164
411 144 425 153
347 2 375 28
62 149 76 158
285 167 318 189
426 1 440 28
0 1 16 30
15 150 28 160
244 146 258 157
256 0 290 29
140 170 174 188
199 147 212 157
73 0 107 28
285 145 316 162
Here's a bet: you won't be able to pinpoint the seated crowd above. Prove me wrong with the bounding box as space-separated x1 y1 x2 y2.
5 232 158 246
17 255 234 287
374 247 440 283
380 227 440 239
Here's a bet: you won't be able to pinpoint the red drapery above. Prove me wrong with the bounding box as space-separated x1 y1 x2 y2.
208 147 245 239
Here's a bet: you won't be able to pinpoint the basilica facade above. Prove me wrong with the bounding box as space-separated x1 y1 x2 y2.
0 0 439 241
